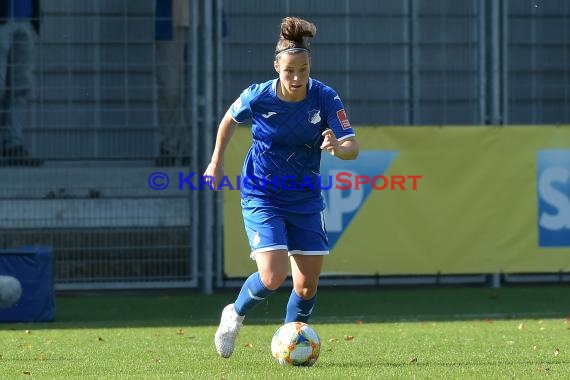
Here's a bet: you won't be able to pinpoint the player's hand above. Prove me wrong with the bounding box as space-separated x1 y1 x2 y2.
203 162 224 190
320 128 339 156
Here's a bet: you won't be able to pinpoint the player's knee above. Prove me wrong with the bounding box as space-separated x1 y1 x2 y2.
295 286 317 300
259 271 287 290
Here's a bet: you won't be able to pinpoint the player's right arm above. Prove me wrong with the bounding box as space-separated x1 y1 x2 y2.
204 84 259 189
204 110 237 189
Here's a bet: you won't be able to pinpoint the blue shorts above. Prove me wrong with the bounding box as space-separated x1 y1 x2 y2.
241 198 329 259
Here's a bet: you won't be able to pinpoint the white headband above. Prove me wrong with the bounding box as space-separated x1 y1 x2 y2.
275 47 310 58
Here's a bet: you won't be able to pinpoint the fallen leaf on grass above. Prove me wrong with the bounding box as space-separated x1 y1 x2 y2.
344 335 354 341
409 357 418 365
554 348 560 356
177 328 185 336
328 338 338 343
243 343 253 348
23 372 31 375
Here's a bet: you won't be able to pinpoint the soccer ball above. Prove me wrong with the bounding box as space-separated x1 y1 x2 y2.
0 275 22 309
271 322 321 366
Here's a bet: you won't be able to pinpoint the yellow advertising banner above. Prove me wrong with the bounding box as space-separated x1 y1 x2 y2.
223 126 570 277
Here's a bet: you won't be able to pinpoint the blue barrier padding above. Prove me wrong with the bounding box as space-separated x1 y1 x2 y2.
0 246 55 322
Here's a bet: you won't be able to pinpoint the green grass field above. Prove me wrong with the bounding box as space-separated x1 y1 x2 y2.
1 285 569 379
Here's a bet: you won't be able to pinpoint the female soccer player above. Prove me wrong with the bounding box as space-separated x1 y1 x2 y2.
204 16 359 358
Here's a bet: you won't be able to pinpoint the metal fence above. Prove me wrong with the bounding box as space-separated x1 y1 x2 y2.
507 0 570 124
223 0 570 126
0 0 568 291
0 0 215 290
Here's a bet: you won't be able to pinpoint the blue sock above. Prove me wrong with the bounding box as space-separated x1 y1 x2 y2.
285 289 316 323
233 272 274 316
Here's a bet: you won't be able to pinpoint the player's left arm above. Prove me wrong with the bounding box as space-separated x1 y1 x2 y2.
320 130 359 160
321 88 359 160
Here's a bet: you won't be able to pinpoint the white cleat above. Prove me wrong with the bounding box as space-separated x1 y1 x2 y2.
214 304 245 358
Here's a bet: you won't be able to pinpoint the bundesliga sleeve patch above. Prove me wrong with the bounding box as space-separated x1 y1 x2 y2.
336 109 351 130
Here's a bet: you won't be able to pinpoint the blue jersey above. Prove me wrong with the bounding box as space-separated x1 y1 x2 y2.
229 78 356 213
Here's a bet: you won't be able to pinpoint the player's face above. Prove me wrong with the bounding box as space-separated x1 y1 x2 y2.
274 52 311 102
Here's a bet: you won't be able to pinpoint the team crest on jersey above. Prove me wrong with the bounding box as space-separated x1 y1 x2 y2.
308 109 321 125
337 109 351 130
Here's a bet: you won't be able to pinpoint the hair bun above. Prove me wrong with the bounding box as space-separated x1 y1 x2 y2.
280 17 316 43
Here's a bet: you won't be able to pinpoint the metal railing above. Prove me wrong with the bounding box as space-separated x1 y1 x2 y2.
0 0 568 292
